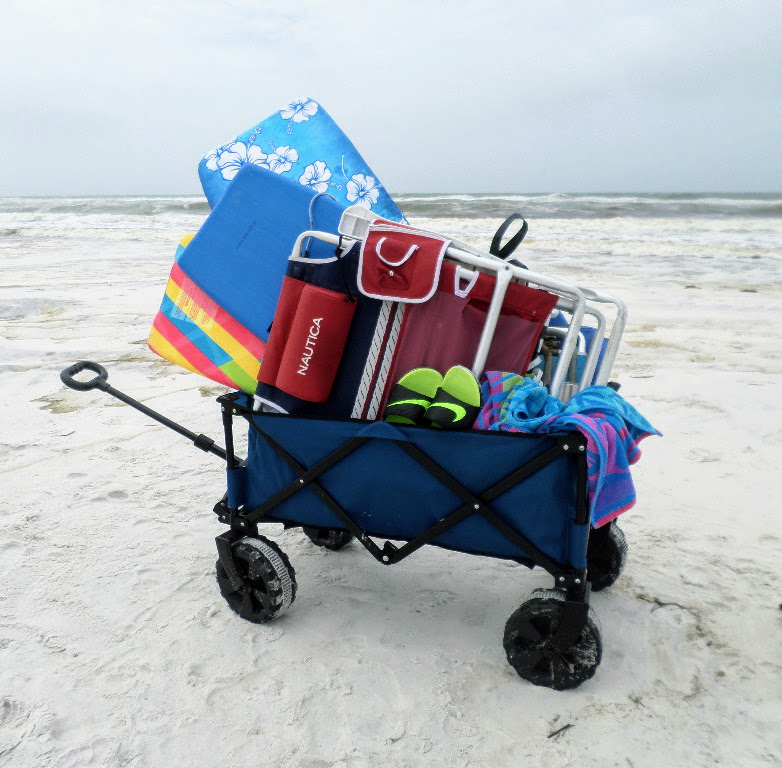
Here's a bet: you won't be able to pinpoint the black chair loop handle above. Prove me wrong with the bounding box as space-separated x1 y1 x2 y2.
490 213 529 260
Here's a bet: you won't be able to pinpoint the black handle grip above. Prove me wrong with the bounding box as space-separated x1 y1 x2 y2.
490 214 529 260
60 361 109 392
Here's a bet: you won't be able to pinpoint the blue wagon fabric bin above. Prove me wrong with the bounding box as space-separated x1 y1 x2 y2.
227 410 589 570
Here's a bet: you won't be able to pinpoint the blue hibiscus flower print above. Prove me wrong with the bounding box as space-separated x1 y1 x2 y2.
280 98 319 124
346 174 379 209
265 146 299 174
299 161 332 193
203 141 269 181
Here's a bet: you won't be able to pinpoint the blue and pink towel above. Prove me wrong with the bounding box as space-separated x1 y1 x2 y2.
474 372 661 527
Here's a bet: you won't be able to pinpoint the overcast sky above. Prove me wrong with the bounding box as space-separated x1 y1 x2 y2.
1 0 780 195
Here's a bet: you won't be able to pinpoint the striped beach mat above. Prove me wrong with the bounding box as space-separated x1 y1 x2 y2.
148 236 266 393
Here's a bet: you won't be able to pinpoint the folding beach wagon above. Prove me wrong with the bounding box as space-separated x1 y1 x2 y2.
61 210 631 690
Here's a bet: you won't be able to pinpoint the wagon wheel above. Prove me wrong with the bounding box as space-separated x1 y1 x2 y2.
215 536 297 623
586 522 628 592
503 589 602 690
302 526 354 551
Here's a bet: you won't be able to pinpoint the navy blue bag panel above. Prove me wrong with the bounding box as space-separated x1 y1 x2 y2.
241 414 586 568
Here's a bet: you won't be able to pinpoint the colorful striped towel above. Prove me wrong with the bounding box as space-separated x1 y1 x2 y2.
474 372 561 431
474 372 661 527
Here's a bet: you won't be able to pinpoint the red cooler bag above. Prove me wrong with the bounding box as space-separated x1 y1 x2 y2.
258 279 356 403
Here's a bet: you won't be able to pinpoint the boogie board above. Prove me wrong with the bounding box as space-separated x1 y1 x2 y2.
148 163 347 392
198 97 406 223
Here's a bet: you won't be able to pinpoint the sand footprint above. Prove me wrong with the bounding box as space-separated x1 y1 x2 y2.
685 448 721 463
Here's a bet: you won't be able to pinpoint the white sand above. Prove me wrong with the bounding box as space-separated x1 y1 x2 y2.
2 240 782 767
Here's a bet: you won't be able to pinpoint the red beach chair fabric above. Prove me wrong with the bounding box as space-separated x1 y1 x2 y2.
383 261 558 404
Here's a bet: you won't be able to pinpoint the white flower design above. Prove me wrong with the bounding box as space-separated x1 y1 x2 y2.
280 98 318 124
345 174 379 209
265 145 299 174
204 147 221 171
205 141 269 181
299 161 332 193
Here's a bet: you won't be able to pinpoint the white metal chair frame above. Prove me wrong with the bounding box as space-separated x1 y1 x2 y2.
287 207 627 400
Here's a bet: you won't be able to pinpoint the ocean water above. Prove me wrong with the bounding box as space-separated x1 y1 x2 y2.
2 192 780 292
1 192 781 383
401 193 782 288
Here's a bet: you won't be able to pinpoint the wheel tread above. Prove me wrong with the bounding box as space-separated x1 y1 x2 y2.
215 535 297 623
241 536 296 613
587 522 628 592
504 590 602 690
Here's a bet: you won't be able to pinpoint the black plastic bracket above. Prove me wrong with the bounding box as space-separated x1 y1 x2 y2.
213 497 258 537
229 516 258 537
215 530 247 592
552 571 589 590
551 598 590 652
213 496 230 521
194 434 216 453
380 541 399 564
551 578 593 651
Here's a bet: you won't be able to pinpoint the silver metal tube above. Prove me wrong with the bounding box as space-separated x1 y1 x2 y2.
578 292 628 386
471 265 511 377
578 306 606 389
291 230 589 398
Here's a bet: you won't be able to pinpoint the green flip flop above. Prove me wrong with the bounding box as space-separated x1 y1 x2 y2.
425 365 482 430
383 368 443 425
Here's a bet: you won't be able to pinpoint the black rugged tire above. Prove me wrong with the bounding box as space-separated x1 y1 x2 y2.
302 526 354 551
216 535 297 623
586 522 628 592
503 589 602 690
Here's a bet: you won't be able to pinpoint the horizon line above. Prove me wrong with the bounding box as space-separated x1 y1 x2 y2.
2 190 782 199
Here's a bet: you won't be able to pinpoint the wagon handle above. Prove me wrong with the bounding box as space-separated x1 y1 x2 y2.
60 360 110 392
59 361 229 462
